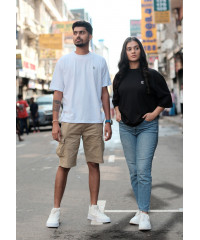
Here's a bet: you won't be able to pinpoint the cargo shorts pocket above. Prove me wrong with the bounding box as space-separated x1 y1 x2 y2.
56 139 65 157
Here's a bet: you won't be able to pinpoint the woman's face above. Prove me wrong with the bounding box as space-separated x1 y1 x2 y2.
126 41 141 62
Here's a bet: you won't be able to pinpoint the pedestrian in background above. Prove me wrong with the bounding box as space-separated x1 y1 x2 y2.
46 21 112 228
16 94 29 135
180 85 183 117
112 37 172 231
169 89 177 116
16 115 23 141
30 97 40 133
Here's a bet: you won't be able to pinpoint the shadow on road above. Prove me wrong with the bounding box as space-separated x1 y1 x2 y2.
84 213 182 240
50 212 182 240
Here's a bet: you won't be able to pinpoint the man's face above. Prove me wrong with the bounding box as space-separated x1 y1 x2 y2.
73 27 92 47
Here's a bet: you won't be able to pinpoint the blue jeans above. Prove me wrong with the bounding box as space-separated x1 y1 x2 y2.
119 118 158 212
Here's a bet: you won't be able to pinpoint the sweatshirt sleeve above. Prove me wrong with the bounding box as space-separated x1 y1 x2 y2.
151 69 172 108
112 74 120 107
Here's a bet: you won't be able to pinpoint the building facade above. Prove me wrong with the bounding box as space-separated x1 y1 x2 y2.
156 0 183 113
16 0 74 100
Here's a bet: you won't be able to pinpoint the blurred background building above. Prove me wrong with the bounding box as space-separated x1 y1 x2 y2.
138 0 183 114
156 0 183 114
16 0 74 99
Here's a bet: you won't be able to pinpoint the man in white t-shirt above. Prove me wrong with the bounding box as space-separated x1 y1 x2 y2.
46 21 112 228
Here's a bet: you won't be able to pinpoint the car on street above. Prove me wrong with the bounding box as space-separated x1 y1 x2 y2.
27 94 61 130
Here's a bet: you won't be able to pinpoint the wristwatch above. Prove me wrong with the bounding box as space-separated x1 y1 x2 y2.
105 119 113 125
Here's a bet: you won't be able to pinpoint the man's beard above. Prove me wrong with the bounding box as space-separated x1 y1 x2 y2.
74 38 89 47
74 42 87 47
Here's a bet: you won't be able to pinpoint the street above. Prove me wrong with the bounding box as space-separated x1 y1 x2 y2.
16 118 183 240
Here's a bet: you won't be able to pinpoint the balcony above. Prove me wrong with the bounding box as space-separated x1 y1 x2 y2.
43 0 63 21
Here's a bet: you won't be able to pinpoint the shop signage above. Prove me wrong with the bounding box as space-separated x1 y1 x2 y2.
153 0 170 23
39 49 62 60
130 20 141 38
17 56 37 80
23 61 36 70
141 0 158 53
28 80 35 89
16 54 22 69
39 33 63 49
51 21 76 44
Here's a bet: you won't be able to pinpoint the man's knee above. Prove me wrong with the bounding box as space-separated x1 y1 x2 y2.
87 162 99 170
58 166 70 174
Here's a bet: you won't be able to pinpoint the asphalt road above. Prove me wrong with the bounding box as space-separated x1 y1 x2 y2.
16 118 183 240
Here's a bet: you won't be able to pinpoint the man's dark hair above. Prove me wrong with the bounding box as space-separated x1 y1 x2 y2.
18 94 22 100
72 21 93 35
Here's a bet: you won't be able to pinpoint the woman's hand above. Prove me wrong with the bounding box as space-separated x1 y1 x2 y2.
143 107 164 121
142 112 157 122
115 107 121 122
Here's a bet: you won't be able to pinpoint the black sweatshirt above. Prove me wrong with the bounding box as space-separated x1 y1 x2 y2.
112 68 172 126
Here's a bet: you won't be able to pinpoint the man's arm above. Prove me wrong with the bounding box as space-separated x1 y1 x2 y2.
52 90 63 141
35 103 38 117
101 87 112 141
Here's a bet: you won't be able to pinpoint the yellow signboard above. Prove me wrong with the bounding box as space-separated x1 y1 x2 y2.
39 49 63 59
154 11 170 23
141 0 157 54
52 21 76 44
39 33 63 49
154 0 170 23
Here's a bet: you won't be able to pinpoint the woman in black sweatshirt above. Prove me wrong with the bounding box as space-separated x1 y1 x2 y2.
112 37 172 231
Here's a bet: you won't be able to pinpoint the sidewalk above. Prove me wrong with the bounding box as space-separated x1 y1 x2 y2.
160 114 183 127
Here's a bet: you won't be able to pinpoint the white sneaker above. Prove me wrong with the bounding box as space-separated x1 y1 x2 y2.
139 212 151 230
46 208 60 228
87 205 111 223
129 210 141 225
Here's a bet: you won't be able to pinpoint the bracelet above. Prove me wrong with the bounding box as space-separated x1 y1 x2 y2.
52 120 59 124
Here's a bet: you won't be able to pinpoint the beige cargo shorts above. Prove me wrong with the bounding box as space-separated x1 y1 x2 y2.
56 123 104 168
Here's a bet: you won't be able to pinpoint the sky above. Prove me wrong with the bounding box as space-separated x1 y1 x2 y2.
66 0 141 75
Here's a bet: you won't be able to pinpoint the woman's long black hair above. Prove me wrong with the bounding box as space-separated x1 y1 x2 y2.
113 37 150 94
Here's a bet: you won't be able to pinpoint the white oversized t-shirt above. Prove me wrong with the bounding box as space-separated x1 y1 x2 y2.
50 52 111 123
